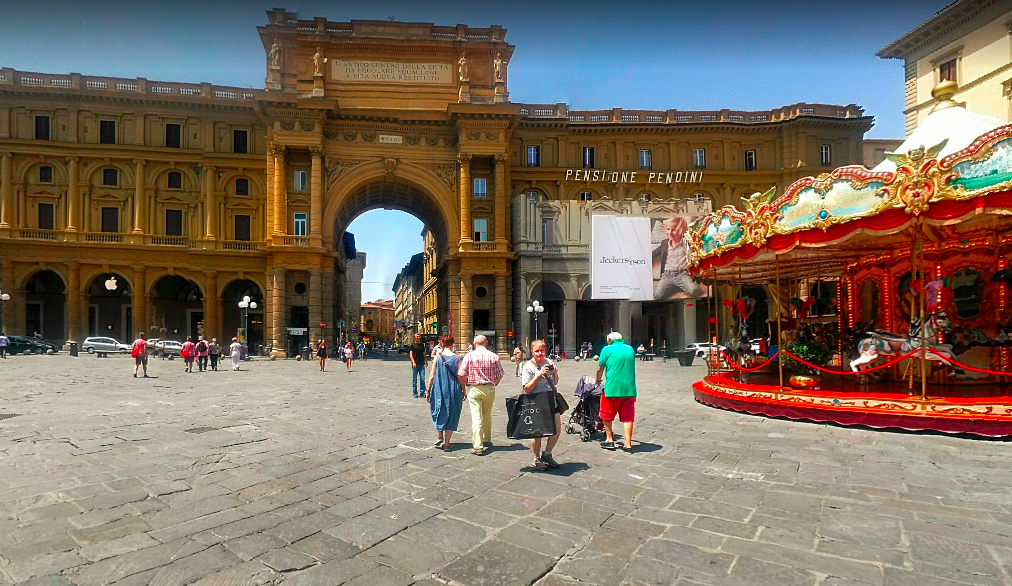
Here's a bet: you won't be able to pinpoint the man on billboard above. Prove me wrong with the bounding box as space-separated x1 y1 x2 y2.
652 216 706 300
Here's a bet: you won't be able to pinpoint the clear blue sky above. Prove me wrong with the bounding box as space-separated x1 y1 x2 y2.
5 0 950 299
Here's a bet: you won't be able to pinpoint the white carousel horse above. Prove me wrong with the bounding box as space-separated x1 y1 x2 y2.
849 311 964 375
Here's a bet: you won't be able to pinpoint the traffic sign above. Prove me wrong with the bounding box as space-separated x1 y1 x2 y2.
351 327 359 333
441 326 448 334
320 322 326 328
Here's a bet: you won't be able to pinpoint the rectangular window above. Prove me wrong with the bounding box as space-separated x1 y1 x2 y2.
542 217 553 244
35 115 50 140
100 207 119 233
473 217 488 242
233 130 248 154
526 145 540 167
744 149 757 171
639 149 652 170
235 178 250 196
165 209 183 236
234 215 251 241
99 120 116 144
102 168 118 186
38 203 54 230
293 170 308 191
165 124 181 148
473 177 487 198
39 165 53 183
294 212 307 236
820 144 832 166
693 148 706 169
939 58 957 83
579 191 593 201
167 172 182 189
582 147 595 168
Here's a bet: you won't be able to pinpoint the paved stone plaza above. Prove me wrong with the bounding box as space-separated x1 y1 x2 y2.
0 354 1010 586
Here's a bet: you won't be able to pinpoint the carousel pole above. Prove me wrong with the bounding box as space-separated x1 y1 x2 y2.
714 268 720 382
776 255 784 391
908 228 919 393
920 228 929 401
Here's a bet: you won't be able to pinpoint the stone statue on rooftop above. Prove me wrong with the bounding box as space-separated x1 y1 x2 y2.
494 53 504 82
458 54 469 82
313 47 327 76
269 40 281 69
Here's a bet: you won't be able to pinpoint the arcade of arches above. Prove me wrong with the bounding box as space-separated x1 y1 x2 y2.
0 9 871 355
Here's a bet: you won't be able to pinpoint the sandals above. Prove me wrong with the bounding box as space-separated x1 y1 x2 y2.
433 439 443 447
600 441 617 450
442 444 453 452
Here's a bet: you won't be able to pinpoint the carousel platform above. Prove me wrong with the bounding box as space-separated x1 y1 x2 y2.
693 373 1012 437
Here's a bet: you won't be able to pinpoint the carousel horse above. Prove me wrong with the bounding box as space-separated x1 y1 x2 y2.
849 311 964 375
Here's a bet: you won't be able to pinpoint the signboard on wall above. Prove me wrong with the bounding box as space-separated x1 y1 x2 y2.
591 214 710 301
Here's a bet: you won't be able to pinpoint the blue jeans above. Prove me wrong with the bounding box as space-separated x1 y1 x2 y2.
412 364 427 396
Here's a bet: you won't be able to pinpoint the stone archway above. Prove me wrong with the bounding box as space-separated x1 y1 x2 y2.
222 279 265 353
85 272 132 341
151 275 204 342
22 270 66 341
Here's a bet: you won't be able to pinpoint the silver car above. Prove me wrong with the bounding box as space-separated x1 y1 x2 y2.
82 337 131 354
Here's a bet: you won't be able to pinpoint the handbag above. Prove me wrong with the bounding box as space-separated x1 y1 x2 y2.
181 348 190 358
528 360 569 415
506 392 557 439
131 347 140 358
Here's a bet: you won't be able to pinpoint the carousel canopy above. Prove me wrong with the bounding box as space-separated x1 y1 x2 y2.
688 81 1012 281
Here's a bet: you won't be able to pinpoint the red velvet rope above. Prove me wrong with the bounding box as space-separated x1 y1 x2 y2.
926 348 1012 376
781 348 921 376
719 351 780 372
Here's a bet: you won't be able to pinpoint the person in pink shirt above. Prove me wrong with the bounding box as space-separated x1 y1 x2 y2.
131 332 149 378
195 336 210 372
181 337 196 373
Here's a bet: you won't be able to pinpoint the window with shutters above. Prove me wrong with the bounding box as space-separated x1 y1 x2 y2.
102 168 118 186
939 58 957 83
473 218 488 242
35 116 50 140
233 130 248 154
101 207 119 233
235 178 250 196
693 148 706 169
99 120 116 144
526 145 540 167
294 212 307 236
744 149 757 171
582 147 595 168
39 166 53 183
293 170 308 191
167 172 182 189
639 149 652 170
473 178 487 198
234 215 251 241
165 124 181 148
165 209 183 236
820 144 832 167
579 191 593 201
38 203 54 230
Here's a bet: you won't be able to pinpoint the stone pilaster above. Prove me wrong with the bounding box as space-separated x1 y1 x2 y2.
273 146 287 239
309 269 322 344
458 152 472 250
495 274 507 354
0 152 12 229
310 145 323 247
494 154 507 246
204 165 217 240
66 157 80 232
133 159 146 234
66 263 81 346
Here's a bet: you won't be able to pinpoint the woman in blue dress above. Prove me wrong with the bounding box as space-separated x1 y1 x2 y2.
426 335 463 451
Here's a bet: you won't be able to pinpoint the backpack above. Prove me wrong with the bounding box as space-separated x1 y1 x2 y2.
196 341 207 353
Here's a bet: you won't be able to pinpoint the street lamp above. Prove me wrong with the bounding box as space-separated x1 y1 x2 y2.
0 289 9 334
238 295 257 359
526 299 545 340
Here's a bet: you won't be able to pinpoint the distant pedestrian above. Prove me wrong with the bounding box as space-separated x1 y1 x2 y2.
587 342 594 358
195 337 209 372
409 333 428 398
229 337 243 371
580 342 589 360
0 332 8 359
131 332 148 378
513 344 524 377
521 339 561 470
427 335 462 451
596 332 637 453
208 338 220 371
181 337 196 373
317 339 327 371
457 335 504 455
344 342 354 371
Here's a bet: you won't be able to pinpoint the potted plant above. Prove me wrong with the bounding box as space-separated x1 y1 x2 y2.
783 339 831 389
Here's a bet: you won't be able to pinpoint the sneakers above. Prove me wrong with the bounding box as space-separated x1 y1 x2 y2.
532 457 548 471
541 453 560 469
471 447 485 456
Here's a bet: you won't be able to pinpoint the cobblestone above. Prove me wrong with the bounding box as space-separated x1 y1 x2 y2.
1 354 1012 585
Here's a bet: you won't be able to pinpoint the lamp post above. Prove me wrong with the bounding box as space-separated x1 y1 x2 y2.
238 295 257 359
0 289 10 334
526 299 545 340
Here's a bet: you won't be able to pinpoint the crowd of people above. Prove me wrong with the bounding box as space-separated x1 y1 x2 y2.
128 332 248 377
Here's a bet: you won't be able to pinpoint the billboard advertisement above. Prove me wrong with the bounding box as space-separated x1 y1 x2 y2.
591 214 709 301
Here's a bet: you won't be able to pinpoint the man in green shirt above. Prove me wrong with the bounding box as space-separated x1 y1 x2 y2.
596 331 637 453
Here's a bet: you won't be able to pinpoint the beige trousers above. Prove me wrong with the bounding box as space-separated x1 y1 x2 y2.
467 384 496 449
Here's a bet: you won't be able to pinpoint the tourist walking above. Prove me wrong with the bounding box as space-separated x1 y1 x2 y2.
131 332 148 378
596 331 638 453
229 337 243 371
521 339 561 470
317 339 327 371
181 337 196 373
580 341 589 360
344 342 354 371
426 335 463 451
457 335 504 455
0 332 8 359
195 337 209 372
208 338 220 371
513 344 524 376
409 333 428 398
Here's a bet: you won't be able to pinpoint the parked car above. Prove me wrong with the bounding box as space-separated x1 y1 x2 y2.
5 336 35 355
31 339 60 354
81 337 130 354
146 338 161 352
686 342 727 358
155 340 183 357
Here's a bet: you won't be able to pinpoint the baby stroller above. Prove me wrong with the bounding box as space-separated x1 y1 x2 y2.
565 376 604 442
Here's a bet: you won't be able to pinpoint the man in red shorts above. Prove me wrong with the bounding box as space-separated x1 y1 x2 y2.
596 331 637 453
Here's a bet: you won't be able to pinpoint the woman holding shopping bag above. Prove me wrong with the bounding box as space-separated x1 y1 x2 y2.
521 339 562 470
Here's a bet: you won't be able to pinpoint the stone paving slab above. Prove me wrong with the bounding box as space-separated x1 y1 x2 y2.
1 354 1012 585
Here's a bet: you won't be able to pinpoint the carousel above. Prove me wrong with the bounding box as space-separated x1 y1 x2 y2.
686 81 1012 437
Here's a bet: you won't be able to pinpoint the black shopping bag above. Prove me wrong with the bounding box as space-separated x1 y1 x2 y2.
506 392 557 439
